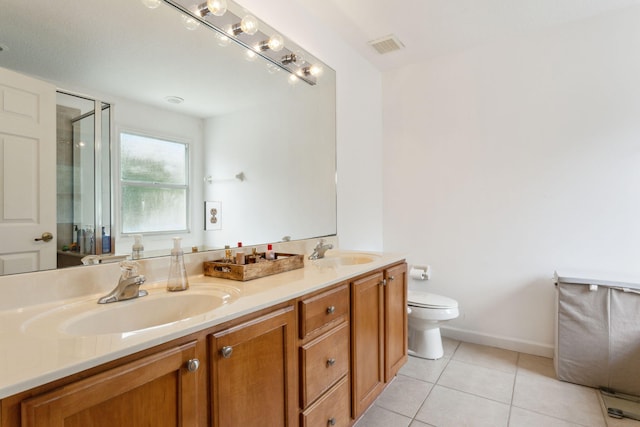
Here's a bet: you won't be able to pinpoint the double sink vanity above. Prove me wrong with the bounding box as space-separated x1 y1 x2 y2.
0 245 408 426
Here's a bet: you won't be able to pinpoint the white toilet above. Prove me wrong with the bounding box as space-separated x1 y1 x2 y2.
408 289 459 360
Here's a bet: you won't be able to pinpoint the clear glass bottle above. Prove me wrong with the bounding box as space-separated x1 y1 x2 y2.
222 245 233 263
167 237 189 292
132 234 144 260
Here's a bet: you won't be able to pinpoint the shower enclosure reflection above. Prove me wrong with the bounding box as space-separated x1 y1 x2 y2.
56 92 112 268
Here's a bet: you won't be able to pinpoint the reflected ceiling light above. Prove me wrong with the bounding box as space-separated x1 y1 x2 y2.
231 15 259 36
182 14 201 30
288 74 299 85
259 33 284 52
141 0 162 9
197 0 227 17
165 96 185 104
266 63 280 74
245 49 257 61
215 33 230 47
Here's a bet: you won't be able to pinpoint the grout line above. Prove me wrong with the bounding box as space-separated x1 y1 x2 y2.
507 352 521 426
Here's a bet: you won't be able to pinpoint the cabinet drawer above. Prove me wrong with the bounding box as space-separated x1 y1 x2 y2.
299 284 348 339
300 376 350 427
300 321 349 408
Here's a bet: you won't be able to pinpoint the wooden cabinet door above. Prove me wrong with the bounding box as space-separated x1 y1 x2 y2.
384 263 408 381
350 271 384 419
21 341 201 427
209 306 297 427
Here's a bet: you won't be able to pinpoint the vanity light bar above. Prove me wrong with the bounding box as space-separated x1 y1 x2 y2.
161 0 318 85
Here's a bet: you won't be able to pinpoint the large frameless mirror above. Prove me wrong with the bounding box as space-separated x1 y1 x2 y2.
0 0 336 275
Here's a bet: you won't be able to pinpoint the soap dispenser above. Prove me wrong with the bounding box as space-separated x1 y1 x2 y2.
167 237 189 292
132 234 144 260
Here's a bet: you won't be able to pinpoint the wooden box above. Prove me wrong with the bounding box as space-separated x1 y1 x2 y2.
203 253 304 281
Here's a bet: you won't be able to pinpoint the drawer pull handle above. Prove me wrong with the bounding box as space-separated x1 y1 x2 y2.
326 305 336 314
326 358 336 367
221 346 233 359
328 417 336 426
187 358 200 372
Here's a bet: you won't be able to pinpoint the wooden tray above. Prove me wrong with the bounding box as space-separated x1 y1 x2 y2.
203 252 304 281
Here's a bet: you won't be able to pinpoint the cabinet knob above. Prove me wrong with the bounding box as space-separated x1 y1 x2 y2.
326 358 336 367
186 358 200 372
328 417 336 426
388 275 395 281
221 346 233 359
380 280 386 286
326 305 336 314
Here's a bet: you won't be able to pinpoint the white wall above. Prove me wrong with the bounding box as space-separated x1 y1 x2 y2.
239 0 385 251
382 7 640 356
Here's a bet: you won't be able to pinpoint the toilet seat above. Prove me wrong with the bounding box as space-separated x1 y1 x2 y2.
408 290 458 309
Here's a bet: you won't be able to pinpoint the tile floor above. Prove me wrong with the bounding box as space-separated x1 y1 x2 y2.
354 338 640 427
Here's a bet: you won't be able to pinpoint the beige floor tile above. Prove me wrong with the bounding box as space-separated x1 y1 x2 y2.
513 371 605 427
452 341 519 374
438 360 515 403
375 375 433 418
509 406 587 427
409 421 433 427
353 404 412 427
517 353 556 379
399 354 450 383
442 337 461 357
415 385 510 427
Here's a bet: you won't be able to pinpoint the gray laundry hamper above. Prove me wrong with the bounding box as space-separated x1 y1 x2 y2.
554 272 640 396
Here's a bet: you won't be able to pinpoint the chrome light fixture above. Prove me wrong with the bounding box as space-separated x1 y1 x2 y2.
159 0 322 85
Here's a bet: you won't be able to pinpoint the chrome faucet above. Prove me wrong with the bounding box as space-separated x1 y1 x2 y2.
308 239 333 260
98 261 147 304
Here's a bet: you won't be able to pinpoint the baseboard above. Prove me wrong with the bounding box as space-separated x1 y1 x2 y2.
440 326 554 358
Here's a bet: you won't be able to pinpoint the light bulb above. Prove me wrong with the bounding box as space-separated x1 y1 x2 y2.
267 34 284 52
309 64 323 77
182 15 200 30
206 0 227 16
141 0 161 8
240 15 259 35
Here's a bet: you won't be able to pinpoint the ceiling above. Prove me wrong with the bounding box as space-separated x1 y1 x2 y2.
290 0 640 71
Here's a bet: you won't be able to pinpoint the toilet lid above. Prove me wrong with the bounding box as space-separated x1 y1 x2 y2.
408 290 458 309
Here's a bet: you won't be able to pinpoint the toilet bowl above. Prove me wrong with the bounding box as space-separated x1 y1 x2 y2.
408 290 459 360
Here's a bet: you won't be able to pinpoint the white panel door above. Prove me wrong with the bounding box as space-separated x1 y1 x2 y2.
0 66 56 275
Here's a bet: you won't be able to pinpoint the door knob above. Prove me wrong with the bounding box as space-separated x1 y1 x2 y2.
326 305 336 314
34 232 53 242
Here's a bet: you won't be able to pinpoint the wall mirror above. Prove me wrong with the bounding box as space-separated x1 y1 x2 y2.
0 0 336 275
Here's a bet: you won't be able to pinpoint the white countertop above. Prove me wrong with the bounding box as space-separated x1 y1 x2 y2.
0 250 404 399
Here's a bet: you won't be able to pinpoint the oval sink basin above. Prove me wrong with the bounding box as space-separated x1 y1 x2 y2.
313 252 380 267
22 286 239 336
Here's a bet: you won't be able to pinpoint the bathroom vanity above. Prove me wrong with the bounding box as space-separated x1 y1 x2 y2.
0 251 407 426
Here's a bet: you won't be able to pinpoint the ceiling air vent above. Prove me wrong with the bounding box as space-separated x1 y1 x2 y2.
368 34 404 54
